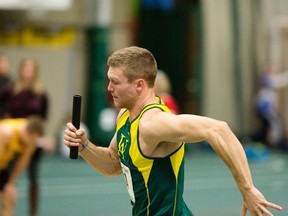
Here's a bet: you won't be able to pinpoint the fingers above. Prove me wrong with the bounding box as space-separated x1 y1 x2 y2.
64 123 86 147
66 122 77 131
265 201 282 211
243 201 283 216
259 205 273 216
240 204 247 216
242 186 282 216
64 132 81 147
66 122 85 136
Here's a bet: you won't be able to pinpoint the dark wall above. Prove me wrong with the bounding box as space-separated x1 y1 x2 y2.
137 1 202 114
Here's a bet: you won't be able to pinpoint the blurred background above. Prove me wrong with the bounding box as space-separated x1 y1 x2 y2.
1 0 288 215
1 0 288 145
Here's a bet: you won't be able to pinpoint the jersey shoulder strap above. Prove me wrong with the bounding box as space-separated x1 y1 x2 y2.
139 96 171 118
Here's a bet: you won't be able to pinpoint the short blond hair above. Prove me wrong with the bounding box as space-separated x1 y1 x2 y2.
107 46 157 87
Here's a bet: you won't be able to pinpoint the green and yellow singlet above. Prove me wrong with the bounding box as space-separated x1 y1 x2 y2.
116 98 194 216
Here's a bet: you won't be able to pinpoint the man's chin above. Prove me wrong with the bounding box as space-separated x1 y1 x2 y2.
114 102 121 109
114 103 128 110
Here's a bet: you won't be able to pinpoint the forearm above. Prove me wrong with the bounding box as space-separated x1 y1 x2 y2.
8 151 33 184
207 123 253 193
80 141 122 177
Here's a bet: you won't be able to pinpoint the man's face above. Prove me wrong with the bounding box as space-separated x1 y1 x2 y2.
107 67 137 109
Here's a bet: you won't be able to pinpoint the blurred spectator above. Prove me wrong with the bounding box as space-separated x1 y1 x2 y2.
0 117 44 216
252 65 288 150
0 58 50 216
154 70 179 114
0 55 11 118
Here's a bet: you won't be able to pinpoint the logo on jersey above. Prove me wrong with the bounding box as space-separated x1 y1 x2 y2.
118 133 129 162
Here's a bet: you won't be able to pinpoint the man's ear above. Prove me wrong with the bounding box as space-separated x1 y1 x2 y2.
135 79 145 92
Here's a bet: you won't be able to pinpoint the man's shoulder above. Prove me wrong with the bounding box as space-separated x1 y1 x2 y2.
140 107 163 121
139 108 171 132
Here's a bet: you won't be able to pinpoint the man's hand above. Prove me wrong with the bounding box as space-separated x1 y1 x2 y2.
4 183 17 199
64 122 87 150
241 186 282 216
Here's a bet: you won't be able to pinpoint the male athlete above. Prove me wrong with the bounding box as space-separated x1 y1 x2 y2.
64 46 282 215
0 116 44 216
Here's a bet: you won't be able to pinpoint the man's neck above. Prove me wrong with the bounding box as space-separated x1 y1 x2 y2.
129 91 157 120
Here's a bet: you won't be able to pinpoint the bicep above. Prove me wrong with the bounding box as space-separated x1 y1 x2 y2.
144 113 225 144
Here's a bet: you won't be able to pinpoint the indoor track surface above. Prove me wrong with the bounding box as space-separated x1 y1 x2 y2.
15 147 288 216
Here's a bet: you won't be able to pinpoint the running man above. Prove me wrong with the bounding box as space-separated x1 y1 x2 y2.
64 46 282 215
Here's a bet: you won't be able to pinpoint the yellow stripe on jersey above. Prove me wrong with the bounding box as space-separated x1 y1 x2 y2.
170 144 185 181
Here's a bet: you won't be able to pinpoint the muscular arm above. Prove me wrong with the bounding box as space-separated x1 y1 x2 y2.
142 112 252 190
64 123 122 177
80 134 122 176
141 111 282 214
8 144 35 184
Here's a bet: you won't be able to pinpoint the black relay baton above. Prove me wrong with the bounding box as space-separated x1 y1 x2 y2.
69 94 82 159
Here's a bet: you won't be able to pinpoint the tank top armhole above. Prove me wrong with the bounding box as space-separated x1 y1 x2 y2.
136 103 178 159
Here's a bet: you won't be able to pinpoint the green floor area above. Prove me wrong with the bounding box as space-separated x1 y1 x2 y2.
15 148 288 216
